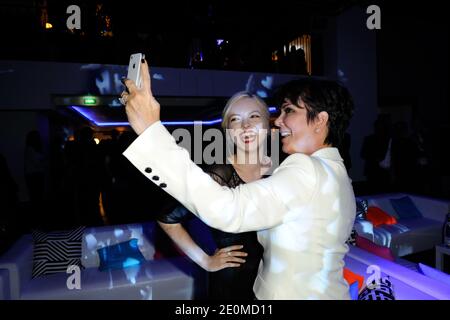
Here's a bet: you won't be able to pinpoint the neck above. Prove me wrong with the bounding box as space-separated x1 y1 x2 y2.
229 152 271 182
232 147 266 166
305 142 332 155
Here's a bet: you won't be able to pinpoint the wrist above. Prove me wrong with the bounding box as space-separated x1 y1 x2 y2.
136 120 157 136
200 255 212 271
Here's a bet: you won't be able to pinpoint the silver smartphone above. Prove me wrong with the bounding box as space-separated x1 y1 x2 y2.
127 53 145 89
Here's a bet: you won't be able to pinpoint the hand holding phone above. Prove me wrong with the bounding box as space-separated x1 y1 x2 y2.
127 53 145 89
122 56 161 135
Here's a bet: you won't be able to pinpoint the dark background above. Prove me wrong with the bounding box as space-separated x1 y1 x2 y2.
0 1 448 255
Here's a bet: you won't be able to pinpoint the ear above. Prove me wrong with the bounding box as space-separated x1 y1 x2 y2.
315 111 329 131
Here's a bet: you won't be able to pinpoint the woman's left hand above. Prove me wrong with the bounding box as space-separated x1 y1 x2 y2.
122 59 160 135
205 245 247 272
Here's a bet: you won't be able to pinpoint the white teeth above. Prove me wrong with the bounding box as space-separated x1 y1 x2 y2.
280 132 291 137
242 132 256 138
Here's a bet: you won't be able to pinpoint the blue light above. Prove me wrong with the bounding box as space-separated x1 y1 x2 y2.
70 105 279 127
163 119 222 126
129 239 139 248
122 258 141 268
257 90 268 98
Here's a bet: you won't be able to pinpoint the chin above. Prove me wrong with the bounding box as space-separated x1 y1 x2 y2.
237 142 257 153
282 145 291 154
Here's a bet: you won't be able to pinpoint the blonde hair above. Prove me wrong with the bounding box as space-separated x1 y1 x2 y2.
221 92 270 129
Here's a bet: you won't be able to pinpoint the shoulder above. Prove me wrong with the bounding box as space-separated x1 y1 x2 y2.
269 153 317 183
269 153 318 190
277 153 316 170
252 154 318 208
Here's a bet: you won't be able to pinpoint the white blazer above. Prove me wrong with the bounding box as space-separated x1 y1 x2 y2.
123 121 356 299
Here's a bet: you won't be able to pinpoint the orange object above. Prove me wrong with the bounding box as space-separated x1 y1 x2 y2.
366 206 397 227
343 267 365 291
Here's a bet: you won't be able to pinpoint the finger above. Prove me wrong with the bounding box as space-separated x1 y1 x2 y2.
231 251 248 257
222 250 247 257
124 79 139 95
221 245 244 252
140 58 152 96
228 257 246 263
120 78 130 93
225 263 240 268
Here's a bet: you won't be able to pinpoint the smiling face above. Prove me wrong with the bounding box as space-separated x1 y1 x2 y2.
274 98 329 155
225 97 269 156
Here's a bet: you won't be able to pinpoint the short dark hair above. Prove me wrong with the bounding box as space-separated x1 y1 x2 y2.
275 78 354 147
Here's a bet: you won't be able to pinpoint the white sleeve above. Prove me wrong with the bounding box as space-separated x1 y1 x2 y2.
123 121 316 233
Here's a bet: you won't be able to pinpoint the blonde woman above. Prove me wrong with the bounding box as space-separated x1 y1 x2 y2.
158 92 270 299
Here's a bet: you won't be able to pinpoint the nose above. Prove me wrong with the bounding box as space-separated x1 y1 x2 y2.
274 114 283 128
242 118 251 129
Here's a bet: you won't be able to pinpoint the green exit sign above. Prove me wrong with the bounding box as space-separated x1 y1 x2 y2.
83 97 97 105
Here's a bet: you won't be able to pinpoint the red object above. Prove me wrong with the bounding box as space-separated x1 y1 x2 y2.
154 250 163 259
356 235 395 261
366 206 397 227
343 267 365 291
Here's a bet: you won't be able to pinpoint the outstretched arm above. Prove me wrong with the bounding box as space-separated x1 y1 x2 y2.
123 123 316 232
123 60 316 233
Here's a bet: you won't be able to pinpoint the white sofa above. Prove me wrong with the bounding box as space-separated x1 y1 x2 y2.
3 219 449 300
354 193 449 257
0 222 194 300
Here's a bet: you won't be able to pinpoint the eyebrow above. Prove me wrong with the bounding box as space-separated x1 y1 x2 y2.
280 104 290 111
281 102 304 111
229 110 262 117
